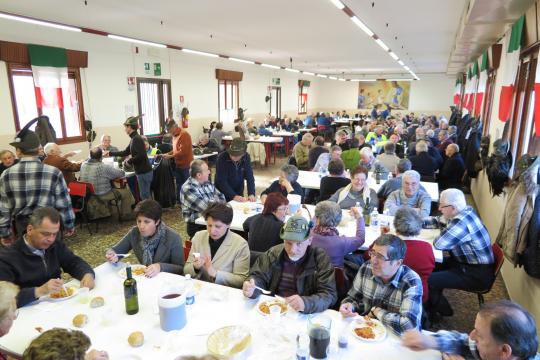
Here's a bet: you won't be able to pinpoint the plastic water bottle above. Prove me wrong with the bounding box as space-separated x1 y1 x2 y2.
371 209 379 229
185 274 195 305
296 333 310 360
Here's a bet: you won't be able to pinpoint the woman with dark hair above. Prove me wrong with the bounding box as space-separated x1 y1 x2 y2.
243 193 289 252
105 199 184 277
184 202 250 288
319 159 350 202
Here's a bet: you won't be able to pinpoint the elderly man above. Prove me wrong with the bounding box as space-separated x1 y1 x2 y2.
340 234 423 335
403 300 540 360
98 134 118 153
180 159 226 238
42 143 82 184
377 159 413 200
436 130 453 157
260 164 304 203
438 144 465 190
384 170 431 218
215 138 256 202
365 125 387 146
332 129 351 151
243 215 337 314
0 129 75 245
374 142 400 176
428 188 494 319
0 207 94 307
79 147 135 220
163 120 194 202
197 133 220 153
359 147 375 170
313 145 342 173
293 133 313 170
382 133 405 158
410 140 439 182
308 136 328 170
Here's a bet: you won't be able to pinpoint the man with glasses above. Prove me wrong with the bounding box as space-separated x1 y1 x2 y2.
339 234 423 335
427 188 494 321
0 207 94 307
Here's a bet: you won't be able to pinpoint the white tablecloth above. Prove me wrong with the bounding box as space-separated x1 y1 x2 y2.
0 263 441 359
222 135 283 144
194 151 218 160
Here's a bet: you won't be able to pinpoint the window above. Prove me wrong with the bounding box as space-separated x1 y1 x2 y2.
481 70 497 136
218 80 239 126
298 80 309 114
136 78 172 135
269 86 281 118
7 64 85 144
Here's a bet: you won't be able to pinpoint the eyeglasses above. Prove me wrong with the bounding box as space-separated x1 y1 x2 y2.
439 204 453 210
368 249 392 262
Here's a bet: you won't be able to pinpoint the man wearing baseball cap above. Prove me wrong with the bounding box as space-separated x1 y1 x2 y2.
214 137 256 202
243 215 337 314
108 116 153 200
0 127 75 246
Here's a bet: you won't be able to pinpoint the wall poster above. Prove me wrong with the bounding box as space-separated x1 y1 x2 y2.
357 80 411 110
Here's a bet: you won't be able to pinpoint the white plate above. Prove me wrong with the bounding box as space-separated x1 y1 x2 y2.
350 317 387 342
42 287 78 302
118 264 147 279
256 299 288 316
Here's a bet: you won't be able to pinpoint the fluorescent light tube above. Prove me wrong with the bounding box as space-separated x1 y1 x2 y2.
303 71 315 76
0 12 81 32
285 68 300 73
317 74 328 78
229 57 255 64
375 39 389 51
329 0 345 10
261 63 280 69
182 48 219 57
389 52 399 60
350 16 374 37
398 60 405 66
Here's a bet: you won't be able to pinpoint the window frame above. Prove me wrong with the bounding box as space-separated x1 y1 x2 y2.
218 79 239 123
298 83 308 115
7 63 86 144
481 69 497 136
135 77 172 135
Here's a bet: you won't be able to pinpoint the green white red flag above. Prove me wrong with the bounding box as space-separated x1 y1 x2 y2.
475 51 488 117
533 49 540 137
27 44 68 109
453 78 462 105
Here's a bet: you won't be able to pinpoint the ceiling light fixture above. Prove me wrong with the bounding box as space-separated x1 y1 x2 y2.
403 65 411 71
317 74 328 78
398 60 405 66
328 76 338 80
303 71 315 76
229 57 255 64
389 52 399 60
261 63 280 69
350 16 374 37
182 48 219 57
386 78 413 81
375 39 389 52
338 78 346 81
285 68 300 73
329 0 345 10
108 34 166 48
0 12 81 32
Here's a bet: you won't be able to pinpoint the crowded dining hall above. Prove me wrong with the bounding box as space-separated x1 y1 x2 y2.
0 0 539 359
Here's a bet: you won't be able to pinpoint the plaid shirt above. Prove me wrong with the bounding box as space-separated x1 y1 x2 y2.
432 331 480 359
0 158 75 236
79 159 125 196
342 261 423 335
434 206 494 265
179 177 226 223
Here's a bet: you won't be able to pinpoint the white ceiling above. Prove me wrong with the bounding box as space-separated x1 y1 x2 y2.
0 0 527 78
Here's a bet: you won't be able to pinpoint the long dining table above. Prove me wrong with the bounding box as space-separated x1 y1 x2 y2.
0 263 442 359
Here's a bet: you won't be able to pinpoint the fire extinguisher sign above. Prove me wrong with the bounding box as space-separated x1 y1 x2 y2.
179 96 184 104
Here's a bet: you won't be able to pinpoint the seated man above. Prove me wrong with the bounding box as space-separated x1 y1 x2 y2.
308 136 328 170
340 138 361 171
428 188 494 319
43 142 82 184
157 133 173 154
438 143 465 190
377 159 411 200
0 207 95 307
79 147 135 220
242 215 337 314
260 164 304 203
197 133 220 153
409 141 438 182
292 133 313 170
313 145 342 173
403 300 539 360
374 142 400 176
332 129 351 151
339 234 423 335
180 159 226 238
98 134 118 153
215 138 256 202
384 170 431 218
319 159 350 202
184 203 249 288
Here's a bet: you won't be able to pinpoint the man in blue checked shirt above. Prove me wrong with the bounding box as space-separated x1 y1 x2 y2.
339 234 423 335
402 300 539 360
428 188 494 320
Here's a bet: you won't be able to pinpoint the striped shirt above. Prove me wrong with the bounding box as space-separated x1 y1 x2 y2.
434 206 494 265
0 157 75 236
342 261 423 335
180 177 226 223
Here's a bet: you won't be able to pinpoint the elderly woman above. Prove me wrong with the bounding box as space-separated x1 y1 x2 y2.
260 164 304 203
359 147 375 170
0 150 18 176
243 193 289 252
184 202 250 288
319 159 350 202
393 206 435 303
106 199 184 277
0 282 18 349
310 201 365 267
328 166 378 210
246 119 258 135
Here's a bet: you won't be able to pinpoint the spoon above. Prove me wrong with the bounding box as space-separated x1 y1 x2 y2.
254 286 271 295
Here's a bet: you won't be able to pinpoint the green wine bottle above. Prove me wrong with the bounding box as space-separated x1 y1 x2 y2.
124 265 139 315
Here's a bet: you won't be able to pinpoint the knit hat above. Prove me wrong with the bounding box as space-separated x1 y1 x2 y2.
10 128 41 152
280 215 311 242
123 115 142 127
227 137 247 157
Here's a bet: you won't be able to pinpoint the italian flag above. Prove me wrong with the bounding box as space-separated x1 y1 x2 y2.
533 48 540 137
28 44 68 109
465 62 478 112
498 16 524 122
453 78 462 105
475 51 488 117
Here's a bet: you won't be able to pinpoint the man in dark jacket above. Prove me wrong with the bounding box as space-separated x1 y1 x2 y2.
108 116 153 200
0 207 94 307
215 138 256 202
438 144 465 190
242 215 337 314
410 141 439 182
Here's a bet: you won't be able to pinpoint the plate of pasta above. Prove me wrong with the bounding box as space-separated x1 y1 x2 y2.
44 286 78 302
118 265 147 279
350 316 387 342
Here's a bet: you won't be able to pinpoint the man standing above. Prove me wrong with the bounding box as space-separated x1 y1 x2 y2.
42 143 82 184
215 138 256 202
108 116 153 200
0 130 75 246
293 133 313 170
180 160 226 238
243 215 337 314
164 121 194 202
384 170 432 218
0 207 95 307
79 147 135 220
340 234 423 335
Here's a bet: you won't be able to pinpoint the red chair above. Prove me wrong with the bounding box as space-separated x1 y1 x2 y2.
183 240 192 261
469 243 505 306
68 181 92 234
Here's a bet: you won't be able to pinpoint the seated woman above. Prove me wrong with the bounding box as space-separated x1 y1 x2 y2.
106 199 184 277
243 193 288 252
260 164 304 203
319 159 350 202
328 165 378 210
310 201 365 268
393 206 435 304
359 147 375 170
184 202 250 288
246 118 258 136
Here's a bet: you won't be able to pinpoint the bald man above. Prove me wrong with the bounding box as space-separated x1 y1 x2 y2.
438 144 465 190
43 143 82 184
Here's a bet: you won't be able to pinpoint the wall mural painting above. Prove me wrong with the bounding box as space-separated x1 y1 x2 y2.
357 80 411 110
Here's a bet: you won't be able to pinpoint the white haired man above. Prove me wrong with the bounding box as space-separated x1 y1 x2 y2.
384 170 432 218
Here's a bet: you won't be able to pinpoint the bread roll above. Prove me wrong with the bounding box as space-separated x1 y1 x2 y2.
72 314 88 328
90 296 105 308
128 331 144 347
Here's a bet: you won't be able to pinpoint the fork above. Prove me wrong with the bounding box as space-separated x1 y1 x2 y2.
254 285 271 295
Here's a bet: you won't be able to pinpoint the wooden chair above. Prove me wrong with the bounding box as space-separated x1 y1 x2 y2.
468 243 505 306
